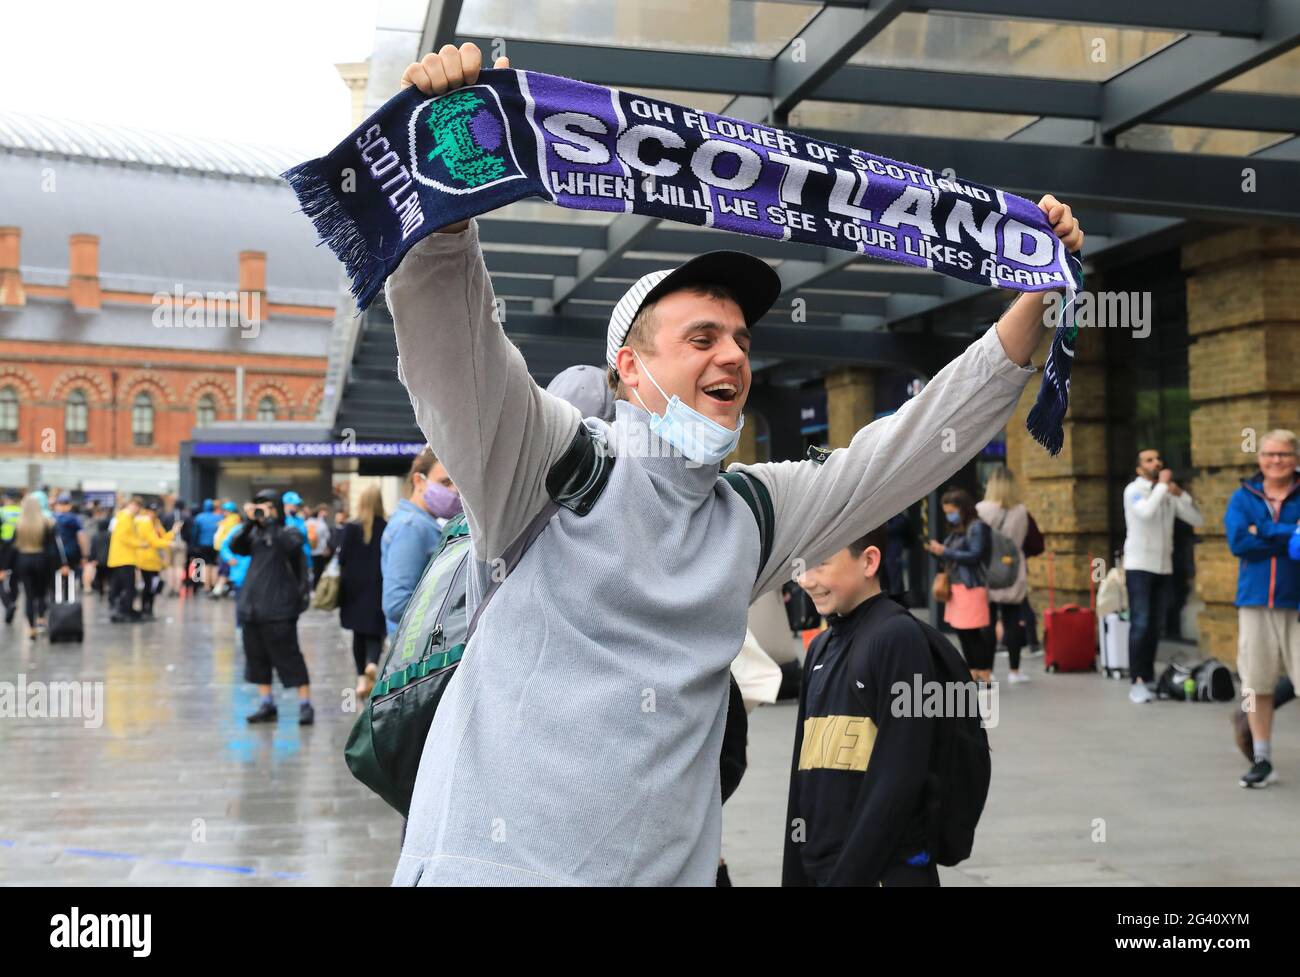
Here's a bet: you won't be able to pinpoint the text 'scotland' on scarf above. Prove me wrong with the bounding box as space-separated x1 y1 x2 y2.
283 69 1083 454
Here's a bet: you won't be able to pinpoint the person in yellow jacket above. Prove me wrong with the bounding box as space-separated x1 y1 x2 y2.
134 502 176 620
107 497 147 622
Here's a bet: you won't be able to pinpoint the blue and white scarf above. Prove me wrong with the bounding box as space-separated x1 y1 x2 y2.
284 68 1083 453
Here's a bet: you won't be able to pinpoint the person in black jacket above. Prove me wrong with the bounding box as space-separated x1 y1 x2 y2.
228 489 314 725
783 523 938 887
11 494 65 639
337 485 388 697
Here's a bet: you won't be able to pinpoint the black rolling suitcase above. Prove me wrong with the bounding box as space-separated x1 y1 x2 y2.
49 572 84 643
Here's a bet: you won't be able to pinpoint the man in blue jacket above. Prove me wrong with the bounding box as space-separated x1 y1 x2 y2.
1224 430 1300 788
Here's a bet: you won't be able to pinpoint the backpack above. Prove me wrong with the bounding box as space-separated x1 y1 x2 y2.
343 425 777 816
984 509 1022 591
781 580 821 632
908 617 992 866
1156 657 1236 702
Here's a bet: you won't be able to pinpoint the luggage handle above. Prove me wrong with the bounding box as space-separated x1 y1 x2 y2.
55 569 77 605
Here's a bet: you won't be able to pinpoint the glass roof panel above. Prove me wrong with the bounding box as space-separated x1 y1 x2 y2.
459 0 818 57
851 12 1181 82
1116 125 1294 156
789 101 1037 141
1217 48 1300 95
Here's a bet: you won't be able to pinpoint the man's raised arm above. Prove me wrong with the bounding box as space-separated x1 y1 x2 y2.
736 196 1083 598
386 44 580 561
386 220 579 563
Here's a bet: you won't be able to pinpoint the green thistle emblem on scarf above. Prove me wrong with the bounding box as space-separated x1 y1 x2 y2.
424 91 508 188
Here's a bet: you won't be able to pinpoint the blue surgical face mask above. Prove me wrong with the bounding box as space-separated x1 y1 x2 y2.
946 511 961 525
631 350 744 466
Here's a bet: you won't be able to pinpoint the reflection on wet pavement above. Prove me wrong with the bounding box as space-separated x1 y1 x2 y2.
1 590 401 885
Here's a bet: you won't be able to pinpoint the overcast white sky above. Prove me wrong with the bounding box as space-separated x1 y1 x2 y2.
0 0 384 156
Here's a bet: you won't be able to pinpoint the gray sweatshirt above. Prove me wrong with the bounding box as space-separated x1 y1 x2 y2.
386 219 1036 886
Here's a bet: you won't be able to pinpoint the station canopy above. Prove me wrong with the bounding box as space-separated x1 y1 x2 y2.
336 0 1300 441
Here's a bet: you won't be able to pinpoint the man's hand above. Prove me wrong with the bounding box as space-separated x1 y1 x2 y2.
1159 468 1174 484
1038 194 1084 254
994 195 1085 367
401 42 511 235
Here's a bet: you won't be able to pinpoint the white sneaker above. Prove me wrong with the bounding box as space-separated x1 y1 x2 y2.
1129 681 1155 704
1008 671 1031 685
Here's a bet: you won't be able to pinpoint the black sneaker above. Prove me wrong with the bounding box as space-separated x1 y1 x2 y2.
1240 759 1275 789
298 702 315 726
3 605 14 624
246 702 278 724
1232 710 1254 763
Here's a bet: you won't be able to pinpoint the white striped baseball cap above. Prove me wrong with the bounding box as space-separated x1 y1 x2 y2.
605 251 782 370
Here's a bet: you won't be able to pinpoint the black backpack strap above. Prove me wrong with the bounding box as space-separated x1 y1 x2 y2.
546 422 614 515
467 423 616 639
721 470 774 579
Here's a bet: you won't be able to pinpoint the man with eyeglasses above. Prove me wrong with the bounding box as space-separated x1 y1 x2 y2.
1225 430 1300 788
1122 448 1204 704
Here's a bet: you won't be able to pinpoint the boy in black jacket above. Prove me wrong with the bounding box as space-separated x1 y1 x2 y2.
782 523 938 886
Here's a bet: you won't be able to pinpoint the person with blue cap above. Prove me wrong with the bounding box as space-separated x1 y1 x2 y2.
192 499 224 594
282 491 314 583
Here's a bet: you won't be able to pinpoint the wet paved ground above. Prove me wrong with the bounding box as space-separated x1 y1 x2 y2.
3 593 1298 886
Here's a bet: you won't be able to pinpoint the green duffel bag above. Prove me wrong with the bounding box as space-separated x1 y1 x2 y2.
344 513 472 816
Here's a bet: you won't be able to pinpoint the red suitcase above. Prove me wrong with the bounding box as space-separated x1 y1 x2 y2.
1044 551 1097 673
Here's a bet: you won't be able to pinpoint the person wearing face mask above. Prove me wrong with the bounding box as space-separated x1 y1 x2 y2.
926 488 994 684
387 40 1083 890
380 449 460 637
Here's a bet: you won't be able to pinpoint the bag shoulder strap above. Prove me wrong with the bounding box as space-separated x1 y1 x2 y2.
720 471 774 579
466 424 616 640
546 422 614 515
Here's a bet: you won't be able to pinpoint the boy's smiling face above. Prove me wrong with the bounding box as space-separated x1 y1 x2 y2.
798 545 883 618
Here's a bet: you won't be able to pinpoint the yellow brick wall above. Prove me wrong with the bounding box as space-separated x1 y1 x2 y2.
1184 227 1300 665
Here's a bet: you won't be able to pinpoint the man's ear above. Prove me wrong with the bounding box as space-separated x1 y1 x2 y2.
614 346 640 394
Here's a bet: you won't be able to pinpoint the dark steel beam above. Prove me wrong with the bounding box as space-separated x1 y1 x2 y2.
824 0 1266 37
771 0 913 119
482 251 579 277
420 0 466 52
800 127 1300 221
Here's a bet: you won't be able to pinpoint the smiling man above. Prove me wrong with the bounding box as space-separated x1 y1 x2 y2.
387 43 1084 887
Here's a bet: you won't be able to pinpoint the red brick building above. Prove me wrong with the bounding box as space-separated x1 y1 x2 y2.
0 112 341 495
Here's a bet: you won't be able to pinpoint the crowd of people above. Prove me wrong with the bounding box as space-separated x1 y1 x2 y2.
0 470 464 724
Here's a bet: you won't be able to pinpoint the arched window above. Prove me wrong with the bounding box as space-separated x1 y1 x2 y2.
0 386 17 443
196 394 216 428
257 396 278 422
132 392 154 446
65 389 88 445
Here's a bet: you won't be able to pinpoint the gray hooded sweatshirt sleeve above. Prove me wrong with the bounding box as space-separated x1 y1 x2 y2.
385 219 1036 887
